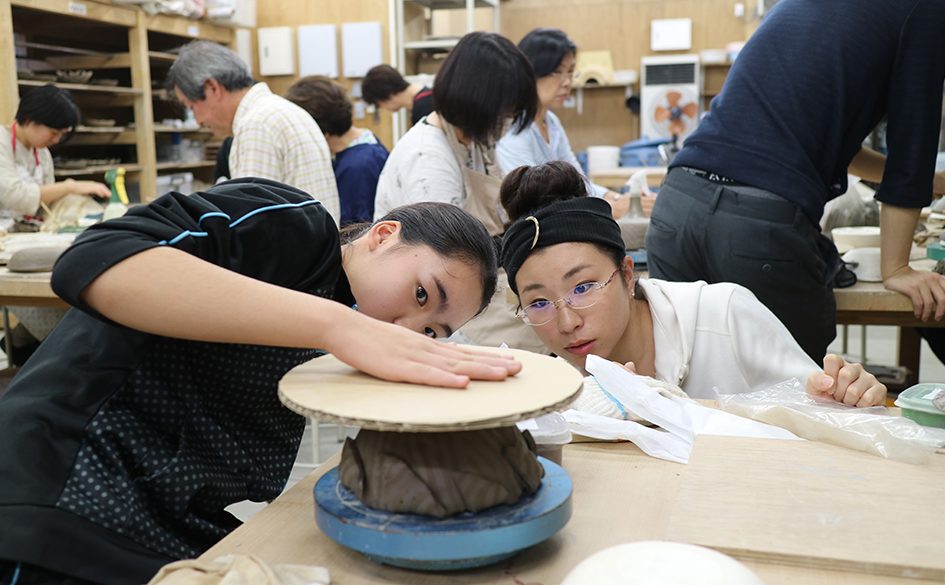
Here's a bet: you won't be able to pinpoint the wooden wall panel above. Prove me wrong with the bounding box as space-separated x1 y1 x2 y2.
255 0 762 150
501 0 753 150
255 0 394 147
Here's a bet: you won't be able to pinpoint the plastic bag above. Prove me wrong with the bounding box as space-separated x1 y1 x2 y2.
821 176 879 233
716 379 945 464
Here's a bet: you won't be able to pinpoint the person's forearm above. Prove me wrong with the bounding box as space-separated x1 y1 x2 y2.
880 203 920 279
80 246 351 349
39 180 73 204
848 147 886 184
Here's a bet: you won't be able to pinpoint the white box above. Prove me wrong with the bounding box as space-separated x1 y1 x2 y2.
156 172 195 196
651 18 692 52
257 26 295 76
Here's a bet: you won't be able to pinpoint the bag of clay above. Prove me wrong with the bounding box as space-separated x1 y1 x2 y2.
716 379 945 464
821 176 879 233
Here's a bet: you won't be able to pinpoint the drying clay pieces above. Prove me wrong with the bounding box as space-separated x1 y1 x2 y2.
339 427 544 518
279 346 584 432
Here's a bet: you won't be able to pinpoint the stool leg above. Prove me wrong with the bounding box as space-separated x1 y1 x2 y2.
310 418 321 466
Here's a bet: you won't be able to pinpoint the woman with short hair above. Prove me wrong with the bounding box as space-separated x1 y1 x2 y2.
373 31 537 236
0 84 109 219
497 28 627 218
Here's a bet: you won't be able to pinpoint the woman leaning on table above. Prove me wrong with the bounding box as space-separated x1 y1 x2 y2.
0 84 110 219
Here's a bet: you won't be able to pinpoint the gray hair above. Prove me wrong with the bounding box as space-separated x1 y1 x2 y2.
165 41 254 101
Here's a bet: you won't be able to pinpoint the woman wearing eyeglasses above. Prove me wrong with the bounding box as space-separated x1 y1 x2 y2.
496 28 628 219
1 84 110 220
499 162 886 405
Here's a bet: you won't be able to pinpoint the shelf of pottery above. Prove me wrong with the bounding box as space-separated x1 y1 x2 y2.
0 0 234 202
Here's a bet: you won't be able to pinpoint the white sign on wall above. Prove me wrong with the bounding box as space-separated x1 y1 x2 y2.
298 24 339 78
651 18 692 52
341 21 383 78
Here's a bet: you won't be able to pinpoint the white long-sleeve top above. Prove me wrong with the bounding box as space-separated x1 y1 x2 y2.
0 125 54 217
639 278 820 399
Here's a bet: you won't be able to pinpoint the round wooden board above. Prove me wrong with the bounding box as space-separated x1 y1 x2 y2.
278 347 583 432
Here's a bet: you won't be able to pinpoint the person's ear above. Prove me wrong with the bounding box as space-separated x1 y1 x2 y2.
204 78 225 100
621 255 635 284
366 220 402 252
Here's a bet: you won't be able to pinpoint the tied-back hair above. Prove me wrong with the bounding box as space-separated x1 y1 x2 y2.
341 203 498 314
500 161 588 223
518 28 577 78
500 162 629 281
165 41 254 102
15 84 80 140
433 32 538 145
285 76 353 136
361 65 410 106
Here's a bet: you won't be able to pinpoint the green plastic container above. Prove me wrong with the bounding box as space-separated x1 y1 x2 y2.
895 384 945 429
927 242 945 261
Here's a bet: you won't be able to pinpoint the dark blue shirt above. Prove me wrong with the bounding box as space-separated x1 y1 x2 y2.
333 136 389 225
673 0 945 223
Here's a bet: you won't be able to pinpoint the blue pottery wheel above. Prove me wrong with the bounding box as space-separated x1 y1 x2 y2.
314 456 572 571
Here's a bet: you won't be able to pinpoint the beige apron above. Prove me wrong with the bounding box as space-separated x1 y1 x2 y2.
441 121 508 237
439 122 547 353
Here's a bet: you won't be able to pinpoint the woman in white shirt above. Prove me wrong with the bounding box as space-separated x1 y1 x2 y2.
0 85 109 219
497 29 627 218
373 32 537 236
499 163 885 405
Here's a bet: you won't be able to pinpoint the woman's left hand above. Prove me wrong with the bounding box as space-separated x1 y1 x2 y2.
806 354 887 407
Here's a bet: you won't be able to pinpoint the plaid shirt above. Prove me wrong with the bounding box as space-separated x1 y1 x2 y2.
229 83 339 223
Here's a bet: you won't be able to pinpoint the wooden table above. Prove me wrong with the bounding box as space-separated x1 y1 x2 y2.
834 278 942 386
0 268 68 354
202 436 945 584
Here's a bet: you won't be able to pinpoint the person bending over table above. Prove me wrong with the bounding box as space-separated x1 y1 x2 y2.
644 0 945 362
285 76 389 226
500 163 885 404
0 178 519 585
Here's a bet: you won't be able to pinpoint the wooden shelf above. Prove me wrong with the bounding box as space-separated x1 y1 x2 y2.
145 14 233 45
70 127 136 145
11 0 137 27
404 38 459 51
43 50 176 70
55 163 143 177
75 125 124 132
4 0 236 202
406 0 497 8
18 79 141 94
153 125 209 134
156 161 214 170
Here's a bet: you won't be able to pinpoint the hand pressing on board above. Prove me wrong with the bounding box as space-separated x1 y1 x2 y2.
806 354 887 407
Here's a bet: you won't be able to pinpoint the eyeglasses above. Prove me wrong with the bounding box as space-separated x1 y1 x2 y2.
548 68 577 82
516 269 621 327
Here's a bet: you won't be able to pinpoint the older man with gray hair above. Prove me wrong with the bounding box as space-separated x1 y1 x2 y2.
166 41 339 222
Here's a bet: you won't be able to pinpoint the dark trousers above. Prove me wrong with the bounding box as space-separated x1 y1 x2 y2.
0 562 103 585
646 168 838 362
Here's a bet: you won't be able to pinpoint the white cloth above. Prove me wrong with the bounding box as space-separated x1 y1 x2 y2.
229 83 340 223
373 119 464 218
496 110 608 198
639 278 820 399
0 125 54 218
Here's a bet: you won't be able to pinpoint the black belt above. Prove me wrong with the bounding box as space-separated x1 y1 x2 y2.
680 166 746 186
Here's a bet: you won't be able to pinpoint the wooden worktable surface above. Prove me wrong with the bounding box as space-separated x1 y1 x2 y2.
202 436 945 584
